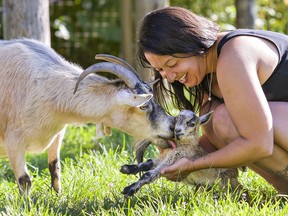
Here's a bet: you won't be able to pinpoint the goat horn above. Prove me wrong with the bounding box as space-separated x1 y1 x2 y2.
147 78 160 86
95 54 141 79
74 62 140 94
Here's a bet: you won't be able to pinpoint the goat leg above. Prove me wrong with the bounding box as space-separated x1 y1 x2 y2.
18 174 32 195
122 170 160 197
4 135 32 195
47 129 65 193
120 159 154 175
49 159 61 193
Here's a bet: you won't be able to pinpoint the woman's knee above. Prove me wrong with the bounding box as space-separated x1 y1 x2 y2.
212 104 238 143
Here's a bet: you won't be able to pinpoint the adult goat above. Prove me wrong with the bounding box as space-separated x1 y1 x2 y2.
0 38 175 194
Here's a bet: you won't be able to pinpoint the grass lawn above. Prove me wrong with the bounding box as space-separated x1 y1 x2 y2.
0 125 287 216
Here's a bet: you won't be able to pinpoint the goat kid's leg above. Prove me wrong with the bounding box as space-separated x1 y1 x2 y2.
122 157 176 197
47 128 66 193
4 135 31 195
121 150 182 197
120 159 154 175
121 169 161 197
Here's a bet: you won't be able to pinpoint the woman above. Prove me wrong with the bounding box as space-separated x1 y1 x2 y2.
137 6 288 194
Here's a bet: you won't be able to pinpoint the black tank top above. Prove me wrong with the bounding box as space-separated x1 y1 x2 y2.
217 29 288 102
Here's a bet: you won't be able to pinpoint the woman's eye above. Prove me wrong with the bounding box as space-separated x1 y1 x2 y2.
168 63 176 68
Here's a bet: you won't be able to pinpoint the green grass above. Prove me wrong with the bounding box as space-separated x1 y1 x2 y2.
0 125 287 216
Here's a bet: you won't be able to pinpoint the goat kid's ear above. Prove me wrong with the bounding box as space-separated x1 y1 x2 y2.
199 111 214 125
116 91 153 107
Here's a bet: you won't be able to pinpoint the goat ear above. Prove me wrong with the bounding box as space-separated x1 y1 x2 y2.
199 111 214 125
117 91 153 107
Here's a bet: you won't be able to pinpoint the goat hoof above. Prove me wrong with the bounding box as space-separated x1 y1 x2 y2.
120 164 139 175
121 185 132 195
18 174 32 195
122 184 137 197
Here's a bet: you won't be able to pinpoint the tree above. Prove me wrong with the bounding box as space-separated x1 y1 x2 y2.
120 0 134 68
134 0 169 81
2 0 51 45
235 0 256 29
120 0 169 81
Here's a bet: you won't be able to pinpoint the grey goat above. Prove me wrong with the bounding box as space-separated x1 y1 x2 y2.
120 110 243 197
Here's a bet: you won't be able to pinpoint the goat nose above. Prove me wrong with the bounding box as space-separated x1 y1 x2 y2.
169 125 175 132
174 128 181 133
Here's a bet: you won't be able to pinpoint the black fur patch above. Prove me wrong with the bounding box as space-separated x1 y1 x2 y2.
18 174 31 193
49 159 60 182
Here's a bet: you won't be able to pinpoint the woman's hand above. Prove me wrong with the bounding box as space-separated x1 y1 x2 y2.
160 158 194 182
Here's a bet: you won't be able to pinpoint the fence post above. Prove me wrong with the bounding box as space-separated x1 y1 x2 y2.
134 0 169 81
120 0 134 67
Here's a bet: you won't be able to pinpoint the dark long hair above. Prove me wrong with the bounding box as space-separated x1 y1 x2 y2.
137 7 219 113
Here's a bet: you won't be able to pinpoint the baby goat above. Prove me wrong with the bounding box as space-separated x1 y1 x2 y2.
120 110 243 197
0 39 175 194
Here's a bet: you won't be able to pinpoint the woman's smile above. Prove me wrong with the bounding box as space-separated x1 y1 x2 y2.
178 73 188 83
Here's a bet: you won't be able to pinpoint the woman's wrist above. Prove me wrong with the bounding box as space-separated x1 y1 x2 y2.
189 155 210 172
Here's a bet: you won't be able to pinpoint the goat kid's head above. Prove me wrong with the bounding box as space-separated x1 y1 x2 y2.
134 110 213 163
74 54 175 140
175 110 213 142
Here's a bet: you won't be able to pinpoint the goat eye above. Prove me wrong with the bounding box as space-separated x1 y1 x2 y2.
187 121 195 127
139 104 149 110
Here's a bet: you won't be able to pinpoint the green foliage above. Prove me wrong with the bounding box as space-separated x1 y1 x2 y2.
0 0 287 69
0 125 135 187
50 0 121 68
257 0 288 34
0 125 288 215
62 125 135 157
171 0 236 30
171 0 288 33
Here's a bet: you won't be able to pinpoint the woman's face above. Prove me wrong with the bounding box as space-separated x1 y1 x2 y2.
144 52 206 87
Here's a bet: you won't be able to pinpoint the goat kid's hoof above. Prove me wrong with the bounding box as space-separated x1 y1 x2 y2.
120 164 139 175
121 185 138 197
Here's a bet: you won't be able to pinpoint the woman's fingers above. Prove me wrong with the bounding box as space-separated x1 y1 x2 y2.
160 158 193 181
